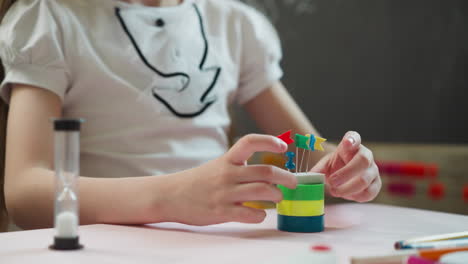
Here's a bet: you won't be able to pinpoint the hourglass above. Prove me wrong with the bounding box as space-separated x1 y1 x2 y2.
50 119 83 250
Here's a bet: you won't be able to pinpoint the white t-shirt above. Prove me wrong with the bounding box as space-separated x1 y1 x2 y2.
0 0 283 177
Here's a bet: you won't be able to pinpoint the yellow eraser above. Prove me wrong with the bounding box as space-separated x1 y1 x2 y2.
243 201 276 209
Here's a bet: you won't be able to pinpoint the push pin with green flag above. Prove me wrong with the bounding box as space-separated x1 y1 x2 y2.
291 133 327 172
295 134 310 172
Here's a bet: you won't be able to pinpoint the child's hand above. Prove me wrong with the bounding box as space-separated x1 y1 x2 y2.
166 134 297 226
311 131 381 202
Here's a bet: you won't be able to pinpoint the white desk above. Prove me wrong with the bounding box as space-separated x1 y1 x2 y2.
0 203 467 264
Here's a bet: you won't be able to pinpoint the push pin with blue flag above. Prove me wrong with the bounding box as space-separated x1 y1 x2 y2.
285 151 296 171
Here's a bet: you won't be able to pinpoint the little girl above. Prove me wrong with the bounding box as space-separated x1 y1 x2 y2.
0 0 381 229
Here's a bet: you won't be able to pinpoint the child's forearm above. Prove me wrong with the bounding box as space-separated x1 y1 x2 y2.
5 85 172 229
6 167 172 230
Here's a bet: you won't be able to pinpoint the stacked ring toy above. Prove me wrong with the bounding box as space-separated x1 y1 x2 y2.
277 172 325 233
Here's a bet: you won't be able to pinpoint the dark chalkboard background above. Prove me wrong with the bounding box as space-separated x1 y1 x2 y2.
236 0 468 143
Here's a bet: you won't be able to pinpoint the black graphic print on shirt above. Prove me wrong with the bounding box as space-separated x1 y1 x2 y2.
115 4 221 118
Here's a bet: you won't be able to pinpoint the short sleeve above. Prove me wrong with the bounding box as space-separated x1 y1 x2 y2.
236 6 283 105
0 0 69 103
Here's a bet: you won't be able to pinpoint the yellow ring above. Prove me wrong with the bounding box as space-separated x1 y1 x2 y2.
277 200 324 216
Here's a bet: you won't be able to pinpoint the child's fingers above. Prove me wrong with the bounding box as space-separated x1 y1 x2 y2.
336 131 361 164
330 165 378 198
227 134 287 165
347 176 382 202
327 146 373 188
228 205 267 223
237 165 297 189
230 182 283 203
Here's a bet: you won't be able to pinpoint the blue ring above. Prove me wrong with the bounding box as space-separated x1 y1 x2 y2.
277 214 324 233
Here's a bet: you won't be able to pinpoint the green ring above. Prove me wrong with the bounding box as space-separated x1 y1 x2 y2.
278 183 324 201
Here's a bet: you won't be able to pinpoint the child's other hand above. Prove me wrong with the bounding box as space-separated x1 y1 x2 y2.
167 134 297 226
311 131 381 202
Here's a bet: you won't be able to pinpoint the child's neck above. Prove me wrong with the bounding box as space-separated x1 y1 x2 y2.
124 0 182 7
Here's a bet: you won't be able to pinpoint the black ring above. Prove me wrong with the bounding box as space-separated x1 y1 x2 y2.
50 237 83 250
